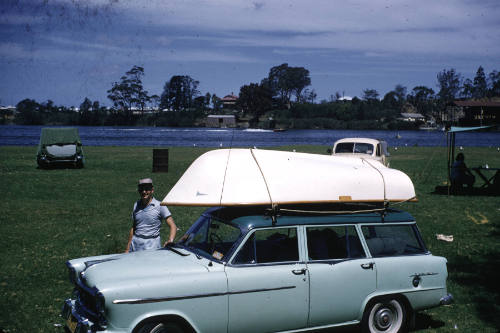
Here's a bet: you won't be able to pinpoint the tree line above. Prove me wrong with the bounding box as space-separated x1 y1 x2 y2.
4 64 500 129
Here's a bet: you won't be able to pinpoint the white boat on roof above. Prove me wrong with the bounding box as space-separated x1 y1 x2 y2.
161 149 416 207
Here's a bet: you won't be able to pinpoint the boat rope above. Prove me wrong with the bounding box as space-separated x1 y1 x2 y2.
361 158 389 207
276 194 417 215
219 129 237 206
278 207 387 214
249 148 276 212
390 195 418 205
219 148 233 207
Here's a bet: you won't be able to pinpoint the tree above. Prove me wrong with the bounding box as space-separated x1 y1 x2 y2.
488 70 500 97
461 78 474 99
193 95 210 110
160 75 200 111
107 65 150 115
289 67 311 102
262 63 311 107
382 91 399 109
42 99 57 113
211 94 222 112
472 66 487 98
79 97 93 125
331 91 342 102
91 100 105 125
301 89 317 103
237 83 273 119
149 94 160 110
15 99 42 125
393 84 407 106
362 89 379 102
408 86 436 116
436 68 461 104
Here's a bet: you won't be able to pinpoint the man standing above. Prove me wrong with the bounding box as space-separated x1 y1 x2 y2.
125 178 177 252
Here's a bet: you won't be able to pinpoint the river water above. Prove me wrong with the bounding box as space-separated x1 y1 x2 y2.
1 125 499 148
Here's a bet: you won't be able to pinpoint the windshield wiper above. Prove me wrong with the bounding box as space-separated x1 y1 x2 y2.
164 243 190 256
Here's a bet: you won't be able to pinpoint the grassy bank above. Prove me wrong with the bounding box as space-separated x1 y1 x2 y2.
1 145 499 332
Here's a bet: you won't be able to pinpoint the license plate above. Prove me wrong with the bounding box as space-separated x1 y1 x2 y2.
66 315 78 333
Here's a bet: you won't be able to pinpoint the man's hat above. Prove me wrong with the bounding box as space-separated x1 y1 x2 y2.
138 178 153 186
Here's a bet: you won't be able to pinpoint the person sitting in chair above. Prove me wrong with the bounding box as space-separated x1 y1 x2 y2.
450 153 475 190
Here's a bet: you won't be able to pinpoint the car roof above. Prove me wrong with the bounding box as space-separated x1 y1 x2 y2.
39 127 82 146
207 206 415 231
334 137 382 145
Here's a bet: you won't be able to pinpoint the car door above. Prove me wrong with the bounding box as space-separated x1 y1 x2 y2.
305 225 376 326
225 227 309 333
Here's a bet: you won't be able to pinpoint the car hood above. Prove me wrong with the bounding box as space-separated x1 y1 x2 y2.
80 248 210 291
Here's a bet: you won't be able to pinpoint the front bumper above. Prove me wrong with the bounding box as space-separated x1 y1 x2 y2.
38 154 84 167
440 293 454 305
62 299 95 333
62 299 127 333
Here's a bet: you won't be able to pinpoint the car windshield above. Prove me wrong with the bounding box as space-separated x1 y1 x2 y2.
335 142 374 155
177 213 242 261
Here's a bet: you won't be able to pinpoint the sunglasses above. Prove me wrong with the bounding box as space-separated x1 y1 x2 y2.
138 185 153 192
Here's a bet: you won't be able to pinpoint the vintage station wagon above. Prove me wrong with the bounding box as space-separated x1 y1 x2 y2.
62 206 452 333
62 149 451 333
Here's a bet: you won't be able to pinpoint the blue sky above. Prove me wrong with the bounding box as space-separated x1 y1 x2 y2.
1 0 499 107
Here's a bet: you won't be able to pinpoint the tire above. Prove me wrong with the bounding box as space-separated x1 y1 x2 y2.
136 321 185 333
362 297 407 333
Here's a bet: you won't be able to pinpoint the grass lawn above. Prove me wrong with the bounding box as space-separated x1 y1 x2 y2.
0 145 499 332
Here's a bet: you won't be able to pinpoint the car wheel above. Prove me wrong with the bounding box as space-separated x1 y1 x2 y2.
137 321 185 333
362 297 407 333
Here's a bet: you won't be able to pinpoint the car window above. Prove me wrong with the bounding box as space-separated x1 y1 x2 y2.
361 224 427 257
353 143 373 154
232 228 299 265
180 215 241 261
306 225 365 261
335 142 354 153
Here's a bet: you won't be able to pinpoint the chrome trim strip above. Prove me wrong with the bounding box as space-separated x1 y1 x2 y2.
113 285 296 304
402 286 444 294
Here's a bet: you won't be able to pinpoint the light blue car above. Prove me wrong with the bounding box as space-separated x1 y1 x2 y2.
62 206 452 333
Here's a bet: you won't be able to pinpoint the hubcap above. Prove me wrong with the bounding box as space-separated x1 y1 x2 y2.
374 307 395 330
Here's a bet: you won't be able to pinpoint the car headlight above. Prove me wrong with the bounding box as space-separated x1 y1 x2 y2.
95 291 107 328
66 262 78 284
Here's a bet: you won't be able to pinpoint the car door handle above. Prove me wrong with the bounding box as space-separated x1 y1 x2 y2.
292 268 307 275
361 262 375 270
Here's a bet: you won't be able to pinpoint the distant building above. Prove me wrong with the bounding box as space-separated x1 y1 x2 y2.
447 98 500 126
0 105 16 113
206 115 236 128
221 93 238 109
0 105 16 121
131 106 160 115
399 113 425 122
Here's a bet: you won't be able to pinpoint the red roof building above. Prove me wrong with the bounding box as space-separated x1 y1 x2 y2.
221 93 238 109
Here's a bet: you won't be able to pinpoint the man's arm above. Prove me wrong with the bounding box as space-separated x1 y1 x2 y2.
125 227 134 253
164 216 177 245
